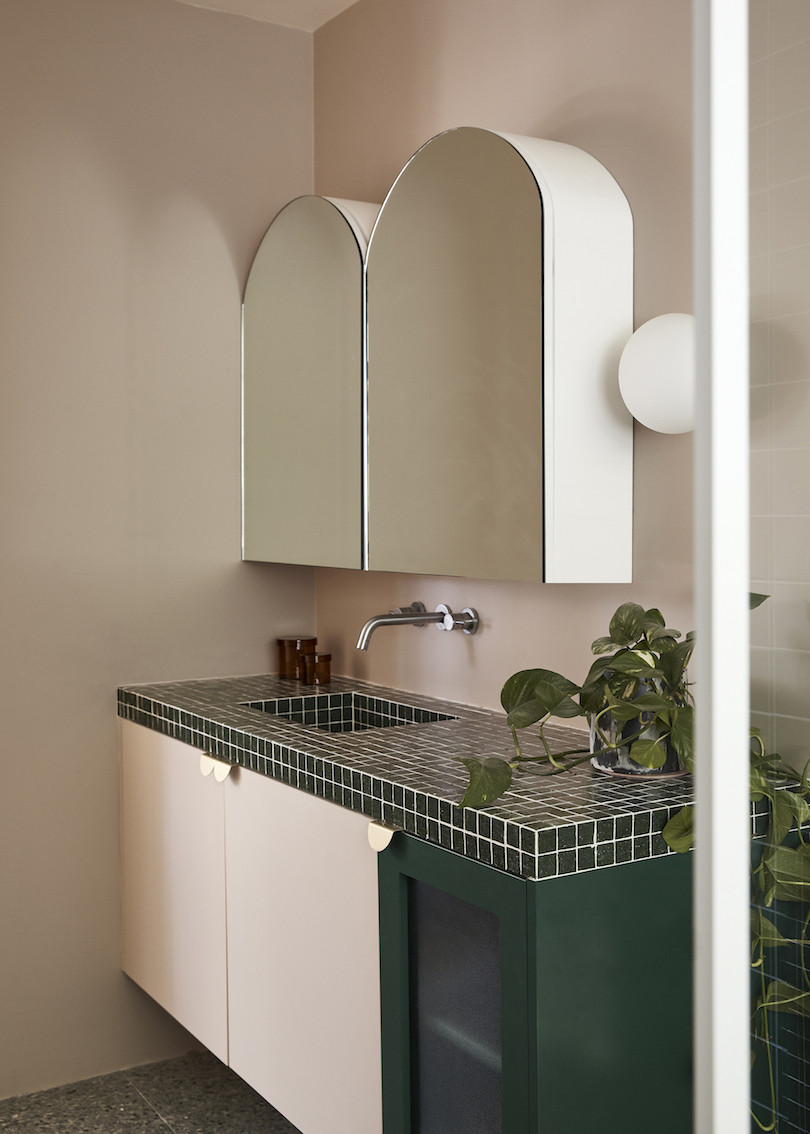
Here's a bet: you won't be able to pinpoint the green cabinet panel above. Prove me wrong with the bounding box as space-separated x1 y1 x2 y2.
379 835 692 1134
528 854 692 1132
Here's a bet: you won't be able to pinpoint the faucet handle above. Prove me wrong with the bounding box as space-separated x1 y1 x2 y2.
435 604 479 635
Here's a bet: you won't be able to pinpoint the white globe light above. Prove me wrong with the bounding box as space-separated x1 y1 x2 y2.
618 313 695 434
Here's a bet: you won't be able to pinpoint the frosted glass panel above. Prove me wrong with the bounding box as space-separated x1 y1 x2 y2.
748 3 810 1129
747 0 810 774
409 879 502 1133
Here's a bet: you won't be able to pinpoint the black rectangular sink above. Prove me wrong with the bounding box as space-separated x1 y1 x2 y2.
242 691 458 733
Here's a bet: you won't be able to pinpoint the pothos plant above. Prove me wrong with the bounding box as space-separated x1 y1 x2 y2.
459 601 696 811
457 594 809 1134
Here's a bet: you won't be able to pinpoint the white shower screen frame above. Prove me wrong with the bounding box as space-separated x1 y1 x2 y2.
693 1 751 1132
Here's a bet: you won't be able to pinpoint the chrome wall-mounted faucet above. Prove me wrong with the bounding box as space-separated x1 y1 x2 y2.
356 601 479 650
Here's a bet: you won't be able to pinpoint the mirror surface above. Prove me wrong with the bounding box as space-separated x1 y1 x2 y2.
243 196 364 568
365 128 544 580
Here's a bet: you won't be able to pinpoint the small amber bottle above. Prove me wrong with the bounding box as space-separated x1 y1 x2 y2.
294 639 317 681
312 653 332 685
276 636 316 679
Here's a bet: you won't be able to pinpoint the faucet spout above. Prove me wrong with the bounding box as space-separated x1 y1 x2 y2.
355 601 480 650
356 603 444 650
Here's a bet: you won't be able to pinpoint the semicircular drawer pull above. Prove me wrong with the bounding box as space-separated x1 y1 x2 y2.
368 822 400 852
200 754 232 781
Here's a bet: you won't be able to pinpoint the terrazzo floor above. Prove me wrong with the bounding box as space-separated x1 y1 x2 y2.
0 1052 301 1133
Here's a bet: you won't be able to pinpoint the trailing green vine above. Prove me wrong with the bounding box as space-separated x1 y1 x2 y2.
663 737 810 1133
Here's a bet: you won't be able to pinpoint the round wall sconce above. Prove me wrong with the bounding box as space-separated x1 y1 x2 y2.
618 312 695 434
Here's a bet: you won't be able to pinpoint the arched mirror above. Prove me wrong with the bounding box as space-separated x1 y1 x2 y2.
242 195 377 569
365 127 634 582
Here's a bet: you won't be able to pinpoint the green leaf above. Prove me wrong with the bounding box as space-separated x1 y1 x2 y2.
501 669 549 714
632 690 679 713
580 680 608 715
533 681 585 719
752 908 792 949
584 656 613 683
504 670 585 728
506 699 548 730
669 705 694 763
658 639 694 687
750 764 770 802
663 805 694 852
459 757 513 809
760 980 810 1018
604 689 644 723
646 625 681 646
500 668 579 717
591 636 622 655
607 651 659 677
608 602 647 646
750 592 769 610
643 607 666 630
763 884 777 908
769 790 795 848
760 844 810 902
533 670 582 699
606 671 640 703
580 658 613 710
628 735 669 769
786 789 810 828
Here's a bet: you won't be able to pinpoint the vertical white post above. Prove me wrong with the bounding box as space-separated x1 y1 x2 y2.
693 1 751 1132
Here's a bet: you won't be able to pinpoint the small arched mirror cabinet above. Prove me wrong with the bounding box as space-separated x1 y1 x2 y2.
242 195 377 570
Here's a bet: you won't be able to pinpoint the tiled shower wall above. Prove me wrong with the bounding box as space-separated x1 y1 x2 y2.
750 0 810 771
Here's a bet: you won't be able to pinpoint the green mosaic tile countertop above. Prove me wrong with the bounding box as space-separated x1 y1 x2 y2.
118 673 698 881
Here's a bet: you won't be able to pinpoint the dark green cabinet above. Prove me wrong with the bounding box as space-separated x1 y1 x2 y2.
378 834 692 1134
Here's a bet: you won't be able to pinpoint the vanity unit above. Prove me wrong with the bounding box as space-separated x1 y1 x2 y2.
242 127 634 583
119 674 694 1134
120 721 380 1134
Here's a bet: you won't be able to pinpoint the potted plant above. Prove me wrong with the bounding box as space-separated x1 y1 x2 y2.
460 601 695 810
458 594 809 1132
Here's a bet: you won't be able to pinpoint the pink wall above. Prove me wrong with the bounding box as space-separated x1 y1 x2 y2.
313 0 694 711
0 0 314 1098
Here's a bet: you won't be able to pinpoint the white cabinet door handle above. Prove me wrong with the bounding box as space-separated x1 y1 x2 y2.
367 822 398 852
200 754 232 781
